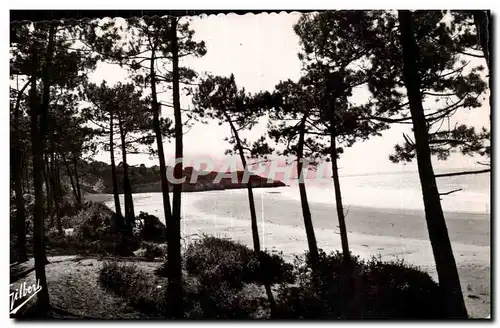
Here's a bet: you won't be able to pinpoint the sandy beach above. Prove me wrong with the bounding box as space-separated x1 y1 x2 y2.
89 187 490 318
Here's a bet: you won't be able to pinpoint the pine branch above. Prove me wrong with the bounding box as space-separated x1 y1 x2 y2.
439 188 463 196
459 51 485 58
476 161 491 167
435 169 490 178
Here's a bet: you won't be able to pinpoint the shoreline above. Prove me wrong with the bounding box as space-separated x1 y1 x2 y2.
88 188 489 247
86 190 490 317
85 186 490 217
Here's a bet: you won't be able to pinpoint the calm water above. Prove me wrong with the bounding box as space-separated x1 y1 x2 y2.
109 170 490 216
281 170 490 214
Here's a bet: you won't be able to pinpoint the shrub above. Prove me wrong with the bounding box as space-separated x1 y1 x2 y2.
139 212 166 243
99 261 165 316
196 282 256 319
142 242 166 260
359 256 445 318
99 261 146 295
46 202 139 257
74 202 115 240
99 261 199 318
275 286 330 319
275 250 446 319
184 235 294 289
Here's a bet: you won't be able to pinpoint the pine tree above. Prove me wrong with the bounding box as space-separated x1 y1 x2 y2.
83 81 157 232
122 15 206 318
294 11 387 265
193 73 278 315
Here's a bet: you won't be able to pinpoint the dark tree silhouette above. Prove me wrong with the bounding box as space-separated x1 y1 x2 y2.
397 10 468 317
193 73 278 315
167 16 185 318
267 77 321 271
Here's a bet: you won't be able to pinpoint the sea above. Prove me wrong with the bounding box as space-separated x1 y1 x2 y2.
282 170 491 215
112 169 490 217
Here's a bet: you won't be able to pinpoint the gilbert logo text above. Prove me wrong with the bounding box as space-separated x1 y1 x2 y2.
10 280 42 314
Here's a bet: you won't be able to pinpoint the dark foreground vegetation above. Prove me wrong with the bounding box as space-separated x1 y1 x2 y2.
98 238 447 319
12 202 448 319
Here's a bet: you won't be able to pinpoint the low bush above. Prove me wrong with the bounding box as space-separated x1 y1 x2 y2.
142 242 166 260
99 260 266 319
275 250 446 319
139 212 166 243
99 261 201 318
99 237 446 319
46 202 139 256
196 282 258 319
184 235 294 289
73 202 115 240
99 261 145 294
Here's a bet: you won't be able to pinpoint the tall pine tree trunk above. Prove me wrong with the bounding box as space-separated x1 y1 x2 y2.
329 103 358 318
472 10 492 123
398 10 468 318
49 152 61 229
118 118 135 233
327 96 350 261
12 81 30 263
13 147 27 262
30 23 55 312
473 10 491 72
109 112 123 218
166 16 184 318
225 112 277 316
43 153 52 220
23 158 30 194
62 152 79 209
296 117 319 270
150 50 172 231
31 58 51 313
54 154 64 231
44 153 54 227
72 154 82 205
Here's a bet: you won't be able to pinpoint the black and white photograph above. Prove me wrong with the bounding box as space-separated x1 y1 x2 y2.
9 8 491 320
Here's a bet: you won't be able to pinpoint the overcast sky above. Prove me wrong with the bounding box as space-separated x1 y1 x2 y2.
88 12 490 176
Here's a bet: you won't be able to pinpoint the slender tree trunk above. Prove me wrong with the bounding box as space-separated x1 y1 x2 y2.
43 153 52 218
473 10 492 122
296 117 319 270
149 49 172 230
328 97 350 261
56 159 63 231
330 146 350 255
23 159 30 194
398 10 468 318
118 117 135 233
225 112 277 316
109 112 123 218
166 16 184 319
329 105 358 318
62 152 78 208
44 154 54 227
473 10 491 72
12 81 30 263
30 23 55 312
31 62 51 313
72 154 82 206
13 148 28 262
49 152 60 228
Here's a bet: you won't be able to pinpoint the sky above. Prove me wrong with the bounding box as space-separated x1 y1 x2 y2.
88 12 491 176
